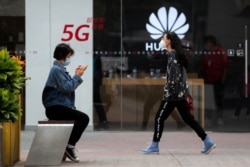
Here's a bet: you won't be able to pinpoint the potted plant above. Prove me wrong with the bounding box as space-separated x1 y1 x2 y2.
0 48 29 166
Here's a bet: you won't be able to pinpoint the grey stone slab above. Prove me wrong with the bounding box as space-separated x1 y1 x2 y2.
25 124 73 166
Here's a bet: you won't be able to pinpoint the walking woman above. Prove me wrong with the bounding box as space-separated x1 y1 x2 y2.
141 32 216 154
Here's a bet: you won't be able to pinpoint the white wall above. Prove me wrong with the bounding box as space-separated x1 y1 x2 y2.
25 0 93 129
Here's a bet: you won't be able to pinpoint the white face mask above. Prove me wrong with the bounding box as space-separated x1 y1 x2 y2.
159 39 166 49
62 58 71 66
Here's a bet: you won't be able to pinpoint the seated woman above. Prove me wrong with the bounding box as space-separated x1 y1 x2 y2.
42 43 89 162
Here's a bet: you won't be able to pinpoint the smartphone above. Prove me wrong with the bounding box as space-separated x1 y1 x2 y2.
83 65 88 71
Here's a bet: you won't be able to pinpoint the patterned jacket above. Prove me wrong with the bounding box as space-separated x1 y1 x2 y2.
163 50 189 101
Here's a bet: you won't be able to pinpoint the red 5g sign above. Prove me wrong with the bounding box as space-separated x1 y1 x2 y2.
61 24 90 42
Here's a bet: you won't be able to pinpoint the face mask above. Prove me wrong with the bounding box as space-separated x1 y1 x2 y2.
62 58 71 66
159 39 166 49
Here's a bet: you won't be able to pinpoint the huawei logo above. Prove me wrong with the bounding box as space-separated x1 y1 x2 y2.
146 6 189 40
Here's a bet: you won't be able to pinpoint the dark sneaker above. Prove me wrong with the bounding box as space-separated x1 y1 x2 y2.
65 147 79 162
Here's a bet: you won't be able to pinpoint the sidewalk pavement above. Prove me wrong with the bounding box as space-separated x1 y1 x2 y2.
14 130 250 167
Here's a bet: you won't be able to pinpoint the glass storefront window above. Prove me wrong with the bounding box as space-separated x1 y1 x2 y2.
1 0 250 131
93 0 250 132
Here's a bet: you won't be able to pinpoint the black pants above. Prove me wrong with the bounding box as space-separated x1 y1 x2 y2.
45 105 89 146
153 99 207 142
142 88 183 129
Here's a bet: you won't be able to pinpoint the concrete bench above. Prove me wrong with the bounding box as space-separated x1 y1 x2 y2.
25 120 74 166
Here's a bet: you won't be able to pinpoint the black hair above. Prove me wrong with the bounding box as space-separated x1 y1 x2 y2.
165 31 189 69
53 43 74 60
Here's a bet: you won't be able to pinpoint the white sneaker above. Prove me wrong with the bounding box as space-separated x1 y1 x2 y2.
217 118 224 125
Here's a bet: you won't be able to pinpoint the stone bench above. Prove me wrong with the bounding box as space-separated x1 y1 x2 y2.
25 120 74 166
